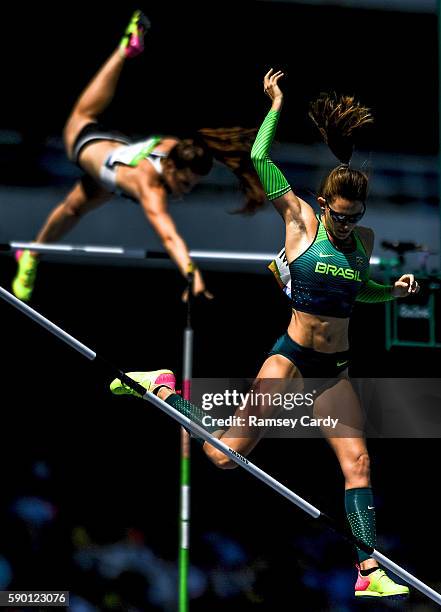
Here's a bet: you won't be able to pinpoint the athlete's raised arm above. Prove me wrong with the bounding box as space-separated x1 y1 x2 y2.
251 69 315 236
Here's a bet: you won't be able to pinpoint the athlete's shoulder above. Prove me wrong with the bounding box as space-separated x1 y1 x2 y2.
356 225 374 239
120 158 165 196
356 225 374 255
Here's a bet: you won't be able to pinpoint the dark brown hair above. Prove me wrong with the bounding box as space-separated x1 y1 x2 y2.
167 128 266 214
317 163 369 203
167 139 213 176
309 93 373 203
197 127 266 215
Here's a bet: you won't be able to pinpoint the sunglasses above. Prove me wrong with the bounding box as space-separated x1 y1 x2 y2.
326 200 366 225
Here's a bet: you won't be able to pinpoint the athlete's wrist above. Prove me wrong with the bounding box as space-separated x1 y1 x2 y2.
185 260 198 276
271 97 283 112
391 285 401 298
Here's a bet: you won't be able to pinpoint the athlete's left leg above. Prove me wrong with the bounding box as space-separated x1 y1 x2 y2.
315 378 409 598
35 177 112 244
63 11 149 158
12 177 111 302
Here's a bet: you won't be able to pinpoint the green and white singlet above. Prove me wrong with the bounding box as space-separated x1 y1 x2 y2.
99 136 166 192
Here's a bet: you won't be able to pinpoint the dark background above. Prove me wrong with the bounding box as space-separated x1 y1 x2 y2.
0 2 440 610
1 2 438 153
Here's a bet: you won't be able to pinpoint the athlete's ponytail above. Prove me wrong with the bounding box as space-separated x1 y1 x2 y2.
308 92 373 164
309 93 373 203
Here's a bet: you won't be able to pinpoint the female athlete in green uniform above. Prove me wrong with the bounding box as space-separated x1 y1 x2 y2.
109 69 419 599
12 11 264 302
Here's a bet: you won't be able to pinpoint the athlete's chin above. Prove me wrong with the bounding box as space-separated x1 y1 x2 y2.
335 229 351 239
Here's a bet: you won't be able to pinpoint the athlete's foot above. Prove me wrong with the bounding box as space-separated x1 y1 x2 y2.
119 10 151 58
12 250 39 302
110 370 175 398
354 565 410 599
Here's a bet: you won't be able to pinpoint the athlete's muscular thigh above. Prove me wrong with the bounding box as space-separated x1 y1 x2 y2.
63 115 93 159
65 176 112 215
256 354 301 380
313 376 365 438
223 355 301 441
203 355 303 468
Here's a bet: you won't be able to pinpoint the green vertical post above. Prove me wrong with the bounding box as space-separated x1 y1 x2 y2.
179 430 191 612
179 265 194 612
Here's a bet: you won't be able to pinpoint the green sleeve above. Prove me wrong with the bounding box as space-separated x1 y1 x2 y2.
356 279 395 303
251 110 292 200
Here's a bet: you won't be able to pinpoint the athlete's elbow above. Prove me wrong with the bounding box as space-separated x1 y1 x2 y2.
250 153 262 167
250 146 265 166
161 234 177 253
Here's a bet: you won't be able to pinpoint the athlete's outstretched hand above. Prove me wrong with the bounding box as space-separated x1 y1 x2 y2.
263 68 285 111
392 274 420 297
181 268 214 302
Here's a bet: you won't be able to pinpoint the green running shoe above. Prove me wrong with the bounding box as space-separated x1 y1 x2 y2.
119 10 151 58
355 566 409 599
110 370 176 398
12 250 39 302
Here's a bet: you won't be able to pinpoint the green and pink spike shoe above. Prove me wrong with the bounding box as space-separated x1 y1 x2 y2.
119 10 151 58
355 565 409 599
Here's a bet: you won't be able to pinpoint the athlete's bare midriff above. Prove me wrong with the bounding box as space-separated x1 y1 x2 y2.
287 309 350 353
